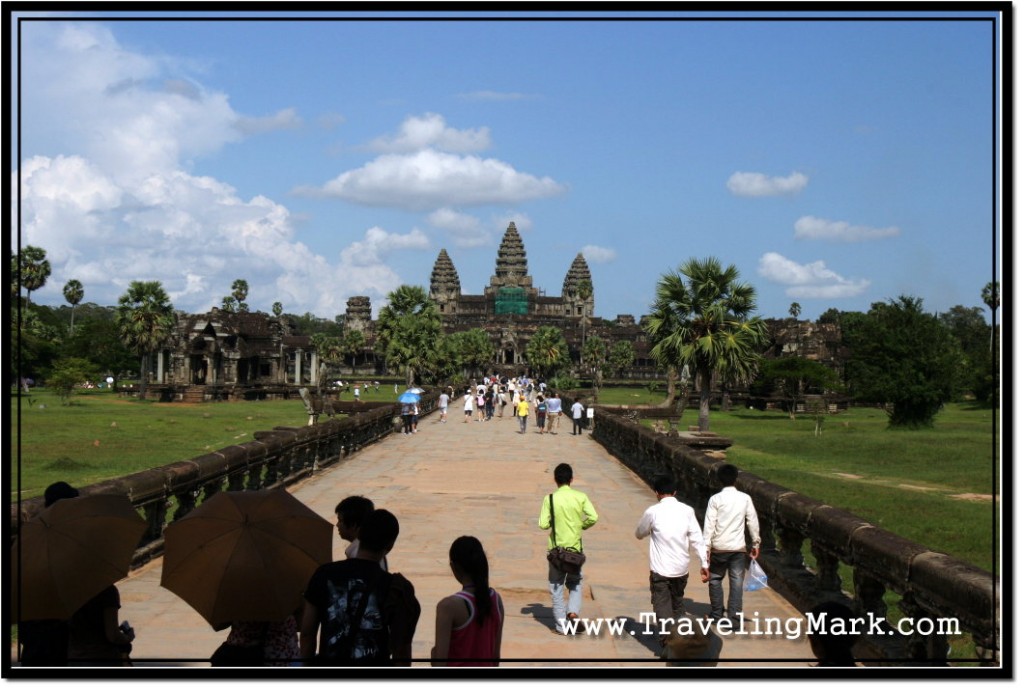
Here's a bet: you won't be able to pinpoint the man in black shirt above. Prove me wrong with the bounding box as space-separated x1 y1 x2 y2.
300 509 420 665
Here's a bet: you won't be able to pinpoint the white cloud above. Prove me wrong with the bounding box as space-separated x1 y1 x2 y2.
367 113 491 154
727 171 808 197
235 108 303 135
758 252 869 299
428 208 491 248
308 149 566 211
582 245 617 264
794 215 900 242
339 226 430 267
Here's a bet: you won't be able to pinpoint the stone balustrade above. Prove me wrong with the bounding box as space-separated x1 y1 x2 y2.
12 397 435 566
590 406 999 667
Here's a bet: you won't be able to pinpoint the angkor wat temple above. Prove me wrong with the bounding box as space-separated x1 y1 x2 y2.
144 220 843 401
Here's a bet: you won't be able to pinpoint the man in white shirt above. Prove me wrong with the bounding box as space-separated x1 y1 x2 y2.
702 464 761 622
635 475 709 650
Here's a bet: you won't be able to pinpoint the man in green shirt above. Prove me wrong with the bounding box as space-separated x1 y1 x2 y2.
538 463 599 633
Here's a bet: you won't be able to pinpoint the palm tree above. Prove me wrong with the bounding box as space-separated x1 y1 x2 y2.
789 302 801 320
63 279 84 332
577 279 593 363
526 326 569 381
341 329 366 375
376 285 441 387
644 257 767 432
982 281 999 349
15 245 51 308
115 281 176 399
232 279 250 312
272 301 284 317
582 335 607 400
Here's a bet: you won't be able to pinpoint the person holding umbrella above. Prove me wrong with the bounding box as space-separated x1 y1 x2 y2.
14 484 145 667
16 482 79 666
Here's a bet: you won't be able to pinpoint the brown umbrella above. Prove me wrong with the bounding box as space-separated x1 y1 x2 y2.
160 488 332 628
11 493 147 621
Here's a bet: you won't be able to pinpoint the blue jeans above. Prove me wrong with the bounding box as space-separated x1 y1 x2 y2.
519 415 528 433
708 551 747 619
548 562 583 625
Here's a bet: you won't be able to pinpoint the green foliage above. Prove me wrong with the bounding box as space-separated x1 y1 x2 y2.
549 373 579 392
341 329 367 374
63 279 84 332
375 285 441 387
817 307 841 325
843 296 962 428
289 311 342 337
272 301 283 317
47 357 100 404
64 316 136 385
114 281 176 398
526 326 569 380
940 305 993 402
14 245 51 306
446 328 493 379
231 279 249 311
753 356 842 418
645 257 767 431
608 340 635 378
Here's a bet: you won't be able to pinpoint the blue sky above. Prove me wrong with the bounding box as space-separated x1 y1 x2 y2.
11 9 1003 323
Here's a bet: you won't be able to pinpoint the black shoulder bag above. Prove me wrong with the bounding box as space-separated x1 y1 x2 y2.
546 494 586 575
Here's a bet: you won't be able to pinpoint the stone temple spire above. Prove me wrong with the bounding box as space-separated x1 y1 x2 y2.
490 221 532 289
562 252 594 318
429 249 461 314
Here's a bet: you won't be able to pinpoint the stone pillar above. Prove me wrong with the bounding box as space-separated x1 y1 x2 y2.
156 351 164 384
294 349 303 385
311 351 319 387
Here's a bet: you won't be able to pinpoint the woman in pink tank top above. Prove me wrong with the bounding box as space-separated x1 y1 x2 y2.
431 536 504 666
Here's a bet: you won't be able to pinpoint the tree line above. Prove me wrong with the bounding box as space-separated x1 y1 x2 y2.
12 245 999 428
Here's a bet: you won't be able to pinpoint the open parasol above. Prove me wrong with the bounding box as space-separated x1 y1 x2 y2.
160 488 332 628
11 493 147 621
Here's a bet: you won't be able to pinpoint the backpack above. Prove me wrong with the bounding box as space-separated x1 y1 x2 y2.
537 400 547 413
317 571 394 665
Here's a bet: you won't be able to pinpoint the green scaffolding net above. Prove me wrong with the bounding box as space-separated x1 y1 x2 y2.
494 287 528 315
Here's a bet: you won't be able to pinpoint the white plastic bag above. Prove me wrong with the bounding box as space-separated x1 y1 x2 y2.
743 558 768 592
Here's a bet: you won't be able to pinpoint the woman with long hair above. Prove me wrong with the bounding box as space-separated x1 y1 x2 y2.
431 536 504 666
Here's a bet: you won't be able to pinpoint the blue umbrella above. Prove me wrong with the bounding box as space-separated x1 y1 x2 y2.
398 391 421 404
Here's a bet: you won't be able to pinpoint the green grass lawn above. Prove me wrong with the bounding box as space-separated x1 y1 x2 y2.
703 403 998 573
10 385 397 501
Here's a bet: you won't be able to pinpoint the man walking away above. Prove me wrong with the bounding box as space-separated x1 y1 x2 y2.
570 398 585 435
703 464 760 623
538 463 598 634
635 475 709 655
544 392 562 434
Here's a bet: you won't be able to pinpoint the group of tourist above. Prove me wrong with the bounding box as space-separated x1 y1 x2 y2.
431 375 589 437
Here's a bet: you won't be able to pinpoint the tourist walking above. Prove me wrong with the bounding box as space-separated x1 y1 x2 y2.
438 390 449 423
401 402 415 435
431 536 504 666
534 394 547 432
703 464 761 622
635 475 709 655
516 394 530 434
538 463 598 633
544 391 562 434
570 397 586 436
463 390 474 422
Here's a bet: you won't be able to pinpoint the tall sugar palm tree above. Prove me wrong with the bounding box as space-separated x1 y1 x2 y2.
376 285 441 387
115 281 176 398
645 257 767 431
15 245 51 308
63 279 84 332
526 326 569 381
231 278 250 312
